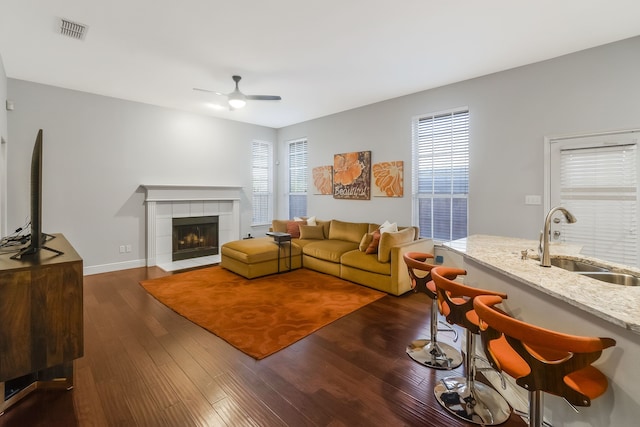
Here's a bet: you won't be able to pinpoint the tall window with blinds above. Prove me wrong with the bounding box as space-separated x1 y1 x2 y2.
559 143 638 265
288 138 308 218
412 109 469 242
251 140 272 226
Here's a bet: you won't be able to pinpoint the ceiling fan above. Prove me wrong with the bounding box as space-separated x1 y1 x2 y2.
194 75 281 110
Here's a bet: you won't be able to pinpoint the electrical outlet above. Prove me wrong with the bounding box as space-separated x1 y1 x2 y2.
126 244 132 253
119 245 125 253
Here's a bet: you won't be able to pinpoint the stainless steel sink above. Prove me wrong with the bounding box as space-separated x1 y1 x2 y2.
580 272 640 286
550 257 609 272
550 257 639 286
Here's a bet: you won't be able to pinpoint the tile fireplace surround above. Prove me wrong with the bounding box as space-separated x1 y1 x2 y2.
142 185 242 271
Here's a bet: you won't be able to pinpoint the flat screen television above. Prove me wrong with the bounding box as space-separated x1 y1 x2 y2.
11 129 63 259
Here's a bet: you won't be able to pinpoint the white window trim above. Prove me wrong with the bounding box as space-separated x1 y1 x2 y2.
411 107 470 243
251 140 273 226
287 138 308 218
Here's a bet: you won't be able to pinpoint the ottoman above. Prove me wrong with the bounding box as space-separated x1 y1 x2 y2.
221 237 302 279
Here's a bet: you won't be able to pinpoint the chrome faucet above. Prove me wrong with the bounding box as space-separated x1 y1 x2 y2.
539 206 577 267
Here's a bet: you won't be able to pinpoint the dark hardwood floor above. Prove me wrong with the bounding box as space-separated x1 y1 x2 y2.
0 266 526 426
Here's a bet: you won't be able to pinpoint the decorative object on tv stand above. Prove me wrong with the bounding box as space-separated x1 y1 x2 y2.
312 165 333 195
373 160 404 197
333 151 371 200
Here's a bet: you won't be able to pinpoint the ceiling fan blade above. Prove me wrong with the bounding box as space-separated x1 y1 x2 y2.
193 87 225 96
245 95 282 101
195 76 279 111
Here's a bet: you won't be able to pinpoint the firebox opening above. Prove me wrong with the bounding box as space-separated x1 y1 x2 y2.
172 216 219 261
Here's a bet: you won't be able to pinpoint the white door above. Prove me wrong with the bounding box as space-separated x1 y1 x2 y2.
546 129 639 266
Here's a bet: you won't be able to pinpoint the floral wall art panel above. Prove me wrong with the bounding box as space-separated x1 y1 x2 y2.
373 161 404 197
333 151 371 200
312 165 333 195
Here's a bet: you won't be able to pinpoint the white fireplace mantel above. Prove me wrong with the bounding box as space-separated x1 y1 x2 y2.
141 185 243 267
142 185 243 202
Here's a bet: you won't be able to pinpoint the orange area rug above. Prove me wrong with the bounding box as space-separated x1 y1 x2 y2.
140 267 386 359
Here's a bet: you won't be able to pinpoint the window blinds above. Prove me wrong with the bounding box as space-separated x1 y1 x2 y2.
252 141 272 225
288 139 308 218
559 143 637 265
414 109 469 241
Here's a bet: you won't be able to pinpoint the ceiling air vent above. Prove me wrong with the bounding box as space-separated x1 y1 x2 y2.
59 18 88 40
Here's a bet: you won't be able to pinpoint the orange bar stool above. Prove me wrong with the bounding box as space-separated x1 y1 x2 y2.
431 266 511 425
403 252 462 369
473 294 616 427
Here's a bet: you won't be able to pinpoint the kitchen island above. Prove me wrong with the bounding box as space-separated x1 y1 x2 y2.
443 235 640 427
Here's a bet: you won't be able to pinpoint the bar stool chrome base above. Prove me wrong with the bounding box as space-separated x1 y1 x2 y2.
434 377 511 425
406 339 463 370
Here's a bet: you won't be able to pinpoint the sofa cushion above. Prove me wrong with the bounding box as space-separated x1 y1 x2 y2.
299 224 325 240
272 219 288 233
399 225 420 240
341 250 391 275
315 220 331 239
328 220 369 243
378 227 416 263
303 240 359 263
291 238 314 249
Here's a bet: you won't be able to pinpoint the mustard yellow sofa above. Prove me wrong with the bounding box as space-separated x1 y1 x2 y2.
222 218 433 296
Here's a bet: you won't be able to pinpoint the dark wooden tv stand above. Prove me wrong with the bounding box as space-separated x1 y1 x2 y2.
0 234 83 415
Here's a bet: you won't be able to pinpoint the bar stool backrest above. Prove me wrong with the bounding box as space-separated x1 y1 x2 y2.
431 267 507 333
473 294 616 407
403 252 435 296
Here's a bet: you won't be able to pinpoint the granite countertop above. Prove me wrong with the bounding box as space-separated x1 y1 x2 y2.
443 235 640 334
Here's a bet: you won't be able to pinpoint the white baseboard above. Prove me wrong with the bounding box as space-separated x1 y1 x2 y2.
84 259 147 276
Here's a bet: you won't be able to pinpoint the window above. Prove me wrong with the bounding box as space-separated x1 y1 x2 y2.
412 108 469 242
251 140 272 225
288 138 308 218
548 130 639 266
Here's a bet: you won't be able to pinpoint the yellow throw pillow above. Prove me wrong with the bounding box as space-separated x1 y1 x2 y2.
299 225 325 240
359 232 373 251
377 227 415 263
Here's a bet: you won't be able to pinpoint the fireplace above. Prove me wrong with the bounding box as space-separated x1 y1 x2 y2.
142 185 242 268
172 216 219 261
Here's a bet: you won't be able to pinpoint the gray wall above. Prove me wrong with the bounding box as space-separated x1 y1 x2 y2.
0 53 7 237
6 80 276 272
278 36 640 239
5 36 640 273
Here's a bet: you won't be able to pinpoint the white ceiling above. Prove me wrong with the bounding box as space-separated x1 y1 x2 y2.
1 0 639 129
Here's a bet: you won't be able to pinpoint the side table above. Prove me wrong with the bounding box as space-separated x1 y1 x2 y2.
266 232 292 273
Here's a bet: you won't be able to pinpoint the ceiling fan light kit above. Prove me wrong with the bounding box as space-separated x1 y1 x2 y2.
228 95 247 109
194 75 281 111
